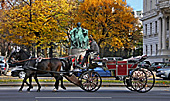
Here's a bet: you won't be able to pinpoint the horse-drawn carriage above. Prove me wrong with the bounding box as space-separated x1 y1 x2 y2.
9 47 155 93
75 54 155 93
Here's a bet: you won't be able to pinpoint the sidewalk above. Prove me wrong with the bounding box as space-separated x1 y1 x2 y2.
0 82 169 87
0 76 170 87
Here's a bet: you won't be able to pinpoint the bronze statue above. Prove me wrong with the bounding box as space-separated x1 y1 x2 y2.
70 22 89 49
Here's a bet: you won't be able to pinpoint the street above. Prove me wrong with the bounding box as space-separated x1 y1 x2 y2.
0 86 170 101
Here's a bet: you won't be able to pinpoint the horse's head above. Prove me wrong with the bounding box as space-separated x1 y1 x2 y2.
8 46 31 63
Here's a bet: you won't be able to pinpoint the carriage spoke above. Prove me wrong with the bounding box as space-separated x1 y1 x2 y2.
80 71 102 92
137 68 155 93
131 68 147 91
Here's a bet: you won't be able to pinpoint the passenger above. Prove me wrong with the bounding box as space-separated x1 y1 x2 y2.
80 37 99 68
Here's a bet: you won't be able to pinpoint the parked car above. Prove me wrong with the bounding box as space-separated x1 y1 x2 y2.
156 63 170 80
11 66 26 78
138 61 151 69
11 66 52 78
0 56 9 75
149 62 168 71
75 67 111 77
92 67 111 77
11 65 111 78
0 68 2 76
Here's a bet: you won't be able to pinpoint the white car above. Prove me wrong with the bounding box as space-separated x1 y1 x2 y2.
0 56 9 75
156 66 170 80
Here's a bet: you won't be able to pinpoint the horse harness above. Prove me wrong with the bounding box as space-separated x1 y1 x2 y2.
22 57 68 74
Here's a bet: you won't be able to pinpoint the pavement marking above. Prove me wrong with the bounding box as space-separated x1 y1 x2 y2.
35 97 112 99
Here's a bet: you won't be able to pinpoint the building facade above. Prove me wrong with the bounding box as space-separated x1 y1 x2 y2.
141 0 170 63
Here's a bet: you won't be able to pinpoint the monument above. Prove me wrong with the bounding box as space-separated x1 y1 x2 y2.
69 22 89 56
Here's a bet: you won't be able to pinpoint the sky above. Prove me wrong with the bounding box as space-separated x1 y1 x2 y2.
126 0 143 11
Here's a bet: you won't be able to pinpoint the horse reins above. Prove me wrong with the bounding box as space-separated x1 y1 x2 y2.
11 57 51 64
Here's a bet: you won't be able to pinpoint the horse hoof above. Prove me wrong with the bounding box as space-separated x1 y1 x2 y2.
52 88 58 92
18 89 22 92
27 87 33 91
62 87 66 90
27 88 30 91
37 89 40 92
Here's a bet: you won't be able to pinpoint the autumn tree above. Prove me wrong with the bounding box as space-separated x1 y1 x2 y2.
0 0 75 57
74 0 140 55
0 0 13 56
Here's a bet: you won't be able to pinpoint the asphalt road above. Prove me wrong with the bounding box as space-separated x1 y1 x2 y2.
0 86 170 101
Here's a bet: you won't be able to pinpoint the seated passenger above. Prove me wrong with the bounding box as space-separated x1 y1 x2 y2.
80 37 99 68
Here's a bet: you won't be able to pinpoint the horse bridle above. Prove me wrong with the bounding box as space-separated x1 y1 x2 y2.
10 47 31 62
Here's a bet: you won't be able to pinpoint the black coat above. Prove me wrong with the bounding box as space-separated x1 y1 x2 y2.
88 40 99 54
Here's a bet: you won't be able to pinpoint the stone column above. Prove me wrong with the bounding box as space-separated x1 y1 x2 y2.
162 16 166 50
158 18 162 51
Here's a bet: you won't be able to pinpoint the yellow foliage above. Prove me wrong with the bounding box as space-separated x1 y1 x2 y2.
0 0 74 48
74 0 139 50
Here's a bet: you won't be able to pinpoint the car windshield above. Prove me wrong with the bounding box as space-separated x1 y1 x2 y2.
144 61 150 64
158 63 165 65
151 62 165 66
140 61 150 65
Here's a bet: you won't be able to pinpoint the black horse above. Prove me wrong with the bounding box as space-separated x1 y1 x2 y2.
9 47 71 92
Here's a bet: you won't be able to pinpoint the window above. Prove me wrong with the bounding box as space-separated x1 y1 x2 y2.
156 44 158 55
166 38 169 49
150 23 152 35
150 45 152 55
150 0 152 10
146 45 148 55
155 21 157 34
167 17 169 31
145 0 147 11
145 24 147 35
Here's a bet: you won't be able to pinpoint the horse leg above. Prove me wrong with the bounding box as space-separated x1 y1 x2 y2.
19 76 29 92
59 76 66 90
54 76 60 91
53 75 66 91
34 74 41 92
27 76 33 91
50 73 59 91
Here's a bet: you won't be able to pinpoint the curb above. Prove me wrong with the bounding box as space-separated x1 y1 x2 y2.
0 82 170 87
0 76 170 87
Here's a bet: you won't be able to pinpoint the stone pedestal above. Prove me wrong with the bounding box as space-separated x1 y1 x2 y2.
70 48 86 56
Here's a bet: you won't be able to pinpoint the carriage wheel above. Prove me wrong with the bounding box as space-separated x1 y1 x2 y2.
79 71 102 92
137 68 155 93
130 68 147 91
123 77 135 91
